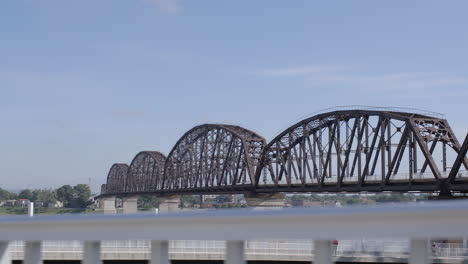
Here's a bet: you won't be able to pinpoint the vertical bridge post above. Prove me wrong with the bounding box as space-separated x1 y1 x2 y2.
410 239 429 264
151 240 169 264
24 241 41 264
83 241 101 264
226 240 245 264
314 240 332 264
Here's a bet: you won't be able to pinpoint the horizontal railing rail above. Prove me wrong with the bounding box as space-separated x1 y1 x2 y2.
2 201 468 240
1 201 468 264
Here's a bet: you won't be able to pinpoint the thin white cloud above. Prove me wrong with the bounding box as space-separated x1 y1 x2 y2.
255 65 345 77
145 0 182 14
255 65 468 95
306 72 468 94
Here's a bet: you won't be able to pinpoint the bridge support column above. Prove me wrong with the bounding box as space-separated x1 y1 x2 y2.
244 193 286 209
158 195 180 213
122 196 138 214
99 196 116 214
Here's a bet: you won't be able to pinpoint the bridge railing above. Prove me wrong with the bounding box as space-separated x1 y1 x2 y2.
9 239 468 259
1 200 468 264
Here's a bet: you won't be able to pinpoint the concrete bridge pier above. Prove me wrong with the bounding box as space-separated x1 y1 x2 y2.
158 195 180 213
244 193 286 209
99 196 117 214
122 196 138 214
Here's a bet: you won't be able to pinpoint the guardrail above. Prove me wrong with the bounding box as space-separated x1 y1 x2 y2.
1 201 468 264
8 240 467 258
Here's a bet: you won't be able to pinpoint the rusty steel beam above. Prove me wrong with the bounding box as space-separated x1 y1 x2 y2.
163 124 265 192
105 163 129 194
254 110 462 193
125 151 166 193
99 110 468 198
448 134 468 183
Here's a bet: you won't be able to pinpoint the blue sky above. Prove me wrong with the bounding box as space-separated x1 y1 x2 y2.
1 0 467 192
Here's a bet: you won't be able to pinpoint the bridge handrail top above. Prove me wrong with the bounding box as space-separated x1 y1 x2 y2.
2 200 468 241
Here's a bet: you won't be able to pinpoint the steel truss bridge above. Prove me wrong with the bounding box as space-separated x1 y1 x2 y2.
100 109 468 197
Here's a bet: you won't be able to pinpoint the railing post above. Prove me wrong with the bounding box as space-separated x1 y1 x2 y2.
151 240 169 264
410 239 429 264
314 240 332 264
226 240 245 264
463 238 468 256
83 241 101 264
24 241 42 264
0 242 10 264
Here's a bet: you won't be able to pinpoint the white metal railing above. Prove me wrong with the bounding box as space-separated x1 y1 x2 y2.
1 201 468 264
8 239 468 258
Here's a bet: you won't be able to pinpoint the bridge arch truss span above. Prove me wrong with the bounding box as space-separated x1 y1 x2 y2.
255 110 467 192
125 151 166 193
104 163 129 194
164 124 266 191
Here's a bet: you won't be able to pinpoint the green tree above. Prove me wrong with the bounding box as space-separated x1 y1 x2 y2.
26 189 57 205
18 189 33 200
31 189 41 202
73 184 91 208
138 195 160 209
38 189 57 204
56 185 75 207
0 188 17 200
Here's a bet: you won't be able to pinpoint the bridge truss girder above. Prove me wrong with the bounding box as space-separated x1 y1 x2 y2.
164 124 266 192
100 110 468 197
124 151 167 193
254 110 466 193
104 163 129 194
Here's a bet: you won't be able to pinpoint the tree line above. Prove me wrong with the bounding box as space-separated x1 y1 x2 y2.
0 184 92 208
